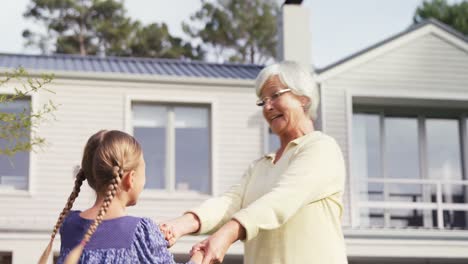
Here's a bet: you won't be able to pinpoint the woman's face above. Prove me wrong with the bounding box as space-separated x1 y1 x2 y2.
260 75 308 136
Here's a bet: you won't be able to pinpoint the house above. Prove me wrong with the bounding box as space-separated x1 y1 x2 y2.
319 18 468 264
0 2 467 264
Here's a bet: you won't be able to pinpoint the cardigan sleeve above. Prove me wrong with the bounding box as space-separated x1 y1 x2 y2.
232 137 345 241
186 160 258 235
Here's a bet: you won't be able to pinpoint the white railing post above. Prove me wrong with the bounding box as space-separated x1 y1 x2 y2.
360 178 468 230
436 182 444 229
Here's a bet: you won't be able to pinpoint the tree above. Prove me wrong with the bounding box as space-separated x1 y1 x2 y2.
23 0 135 56
129 22 204 60
414 0 468 35
23 0 203 59
0 68 56 157
183 0 279 64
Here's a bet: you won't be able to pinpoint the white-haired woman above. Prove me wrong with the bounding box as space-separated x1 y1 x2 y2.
161 61 348 264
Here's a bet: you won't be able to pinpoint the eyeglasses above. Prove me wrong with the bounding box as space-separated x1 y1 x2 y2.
256 88 291 107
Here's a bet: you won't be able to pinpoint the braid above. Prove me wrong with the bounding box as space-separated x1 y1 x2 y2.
38 169 86 264
82 166 121 244
63 166 122 264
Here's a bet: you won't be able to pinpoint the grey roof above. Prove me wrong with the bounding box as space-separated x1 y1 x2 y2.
0 53 263 80
316 19 468 74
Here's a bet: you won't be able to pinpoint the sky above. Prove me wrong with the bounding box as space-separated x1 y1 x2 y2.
0 0 464 68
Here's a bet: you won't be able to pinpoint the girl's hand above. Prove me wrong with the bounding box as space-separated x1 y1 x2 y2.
158 223 177 247
159 213 201 248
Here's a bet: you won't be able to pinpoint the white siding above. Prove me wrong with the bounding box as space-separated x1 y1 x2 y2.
0 77 262 262
321 32 468 227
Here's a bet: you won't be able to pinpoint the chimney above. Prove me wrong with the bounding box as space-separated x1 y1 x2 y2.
97 42 106 58
277 0 312 69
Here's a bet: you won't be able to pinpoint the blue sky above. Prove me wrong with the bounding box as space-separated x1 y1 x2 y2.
0 0 463 68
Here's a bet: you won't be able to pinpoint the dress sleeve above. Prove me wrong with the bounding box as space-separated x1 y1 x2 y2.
232 137 346 241
134 218 195 264
186 160 258 235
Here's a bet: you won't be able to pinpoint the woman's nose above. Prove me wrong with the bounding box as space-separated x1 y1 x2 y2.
263 100 274 111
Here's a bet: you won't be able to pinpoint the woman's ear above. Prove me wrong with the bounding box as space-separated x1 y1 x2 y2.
299 96 310 107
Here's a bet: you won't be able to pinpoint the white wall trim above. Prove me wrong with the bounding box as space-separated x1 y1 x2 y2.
262 120 269 154
345 89 357 227
345 228 468 259
0 68 255 89
318 83 326 132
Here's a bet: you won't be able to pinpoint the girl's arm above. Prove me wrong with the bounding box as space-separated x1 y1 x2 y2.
159 213 200 247
161 161 258 246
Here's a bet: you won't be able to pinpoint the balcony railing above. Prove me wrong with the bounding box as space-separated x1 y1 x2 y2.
356 178 468 230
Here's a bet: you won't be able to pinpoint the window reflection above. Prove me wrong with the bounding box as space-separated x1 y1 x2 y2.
175 106 210 194
353 110 468 229
352 113 382 202
132 103 211 194
427 119 464 201
0 99 30 190
132 104 167 189
385 117 421 202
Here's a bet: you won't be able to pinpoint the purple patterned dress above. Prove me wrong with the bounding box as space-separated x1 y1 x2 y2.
56 211 193 264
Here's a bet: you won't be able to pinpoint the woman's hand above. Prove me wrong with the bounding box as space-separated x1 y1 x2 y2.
190 235 229 264
190 220 245 264
189 250 205 264
159 213 201 247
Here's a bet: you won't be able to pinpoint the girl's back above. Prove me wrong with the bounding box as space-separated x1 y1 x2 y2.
38 130 202 264
57 211 179 264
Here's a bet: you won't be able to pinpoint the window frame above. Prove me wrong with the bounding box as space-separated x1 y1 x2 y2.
125 94 218 199
0 88 36 197
347 88 468 228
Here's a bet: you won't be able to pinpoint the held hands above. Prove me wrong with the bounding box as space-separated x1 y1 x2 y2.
190 220 246 264
159 216 245 264
158 223 178 247
159 213 201 248
190 234 231 264
189 250 205 264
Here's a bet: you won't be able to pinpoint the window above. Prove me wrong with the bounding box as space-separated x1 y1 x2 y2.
0 98 30 191
132 102 211 194
353 105 468 229
0 252 12 264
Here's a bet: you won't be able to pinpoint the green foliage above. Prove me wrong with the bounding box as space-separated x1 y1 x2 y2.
183 0 279 64
129 22 204 60
0 68 57 156
414 0 468 35
23 0 135 55
23 0 203 59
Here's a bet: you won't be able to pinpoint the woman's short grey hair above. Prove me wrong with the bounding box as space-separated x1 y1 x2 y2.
255 61 319 120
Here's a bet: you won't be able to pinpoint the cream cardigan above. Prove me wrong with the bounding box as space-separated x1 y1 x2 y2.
189 131 348 264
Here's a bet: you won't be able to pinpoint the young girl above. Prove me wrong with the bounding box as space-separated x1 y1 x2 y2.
38 130 203 264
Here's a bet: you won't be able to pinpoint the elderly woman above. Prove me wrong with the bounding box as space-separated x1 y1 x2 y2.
161 61 348 264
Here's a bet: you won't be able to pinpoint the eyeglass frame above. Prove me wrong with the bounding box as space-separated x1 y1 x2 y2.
256 88 292 107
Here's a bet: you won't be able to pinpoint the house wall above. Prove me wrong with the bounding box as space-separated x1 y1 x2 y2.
0 75 261 263
320 31 468 228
